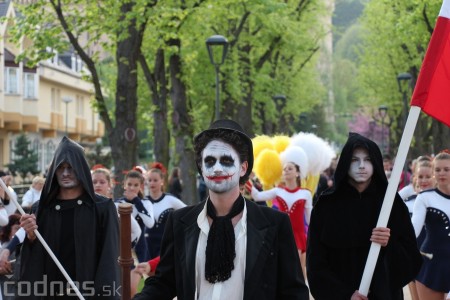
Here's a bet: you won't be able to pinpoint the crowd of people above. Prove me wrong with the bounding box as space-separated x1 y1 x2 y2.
0 120 448 299
0 137 187 298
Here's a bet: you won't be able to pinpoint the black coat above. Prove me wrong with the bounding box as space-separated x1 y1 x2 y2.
306 133 422 300
134 199 309 300
19 137 120 299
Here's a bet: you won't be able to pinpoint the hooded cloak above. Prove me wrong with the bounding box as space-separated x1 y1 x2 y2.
306 133 422 300
19 137 120 299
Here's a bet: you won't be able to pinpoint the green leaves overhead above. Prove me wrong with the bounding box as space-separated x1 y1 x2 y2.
357 0 441 107
9 0 326 135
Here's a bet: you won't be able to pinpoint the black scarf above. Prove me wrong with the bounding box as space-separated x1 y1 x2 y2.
205 195 245 283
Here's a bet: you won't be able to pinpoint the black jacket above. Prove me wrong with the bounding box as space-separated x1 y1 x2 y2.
307 132 422 300
19 137 120 299
134 199 309 300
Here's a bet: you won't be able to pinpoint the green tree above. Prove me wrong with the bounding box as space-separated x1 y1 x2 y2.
8 0 156 197
85 142 113 170
7 133 39 176
357 0 446 156
7 0 327 204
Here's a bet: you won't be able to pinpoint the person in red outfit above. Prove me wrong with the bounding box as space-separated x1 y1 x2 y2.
251 146 312 279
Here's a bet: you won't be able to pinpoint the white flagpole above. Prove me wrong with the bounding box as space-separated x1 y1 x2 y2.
0 178 85 300
358 106 421 296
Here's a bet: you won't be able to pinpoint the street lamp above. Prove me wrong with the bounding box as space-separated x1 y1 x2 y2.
62 96 73 136
397 72 412 130
299 113 307 129
272 94 287 132
378 105 388 154
397 72 413 185
272 94 287 107
206 35 229 121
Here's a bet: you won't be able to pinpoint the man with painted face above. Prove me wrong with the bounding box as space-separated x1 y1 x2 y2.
19 137 120 299
307 132 422 300
134 119 309 300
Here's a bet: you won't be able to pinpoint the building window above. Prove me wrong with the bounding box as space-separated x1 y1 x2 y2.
5 67 19 94
45 140 55 169
46 47 59 65
77 57 83 72
23 73 38 99
51 88 61 111
76 95 84 116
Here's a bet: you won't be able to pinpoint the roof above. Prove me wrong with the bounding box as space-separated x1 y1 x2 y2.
0 1 11 17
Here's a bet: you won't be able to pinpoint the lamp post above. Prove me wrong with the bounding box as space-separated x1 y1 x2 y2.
397 72 412 130
397 72 413 186
206 35 229 121
378 105 388 155
272 94 287 133
299 113 307 131
272 94 286 108
62 96 73 136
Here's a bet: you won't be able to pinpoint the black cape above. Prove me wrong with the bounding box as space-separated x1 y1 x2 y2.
306 132 422 300
19 137 120 299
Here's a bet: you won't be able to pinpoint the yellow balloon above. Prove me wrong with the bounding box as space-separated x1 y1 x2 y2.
253 149 282 188
272 135 291 153
252 135 274 160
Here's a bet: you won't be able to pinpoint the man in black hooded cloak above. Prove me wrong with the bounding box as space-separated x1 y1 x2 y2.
307 132 422 300
18 137 120 299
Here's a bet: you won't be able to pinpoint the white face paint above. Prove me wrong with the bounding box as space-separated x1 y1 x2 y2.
347 147 374 187
201 140 243 193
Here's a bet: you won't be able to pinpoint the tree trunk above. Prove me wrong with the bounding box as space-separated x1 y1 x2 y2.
432 121 450 155
152 49 170 168
139 48 170 171
168 38 198 205
111 2 143 198
236 42 254 136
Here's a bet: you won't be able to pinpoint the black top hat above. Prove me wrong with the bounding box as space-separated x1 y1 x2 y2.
194 119 253 180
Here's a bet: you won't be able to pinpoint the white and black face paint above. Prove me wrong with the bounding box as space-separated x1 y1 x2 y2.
201 140 243 193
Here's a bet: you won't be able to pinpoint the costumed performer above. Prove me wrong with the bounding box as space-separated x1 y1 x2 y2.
307 132 421 300
411 150 450 300
18 137 120 299
251 145 312 279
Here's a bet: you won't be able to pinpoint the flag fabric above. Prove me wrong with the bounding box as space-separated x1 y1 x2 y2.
411 0 450 127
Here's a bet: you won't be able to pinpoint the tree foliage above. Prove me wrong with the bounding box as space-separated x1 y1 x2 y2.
357 0 447 156
7 133 40 176
7 0 328 203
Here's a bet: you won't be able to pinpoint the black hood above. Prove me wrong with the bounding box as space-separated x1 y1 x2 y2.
332 132 387 193
38 137 96 214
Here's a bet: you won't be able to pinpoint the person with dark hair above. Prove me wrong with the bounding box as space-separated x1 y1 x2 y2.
18 137 120 299
168 167 183 200
134 119 309 300
143 167 185 261
307 132 422 300
0 214 20 246
116 170 154 263
0 171 19 216
0 214 21 299
250 146 312 280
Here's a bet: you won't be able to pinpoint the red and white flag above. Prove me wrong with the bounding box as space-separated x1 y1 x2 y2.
411 0 450 127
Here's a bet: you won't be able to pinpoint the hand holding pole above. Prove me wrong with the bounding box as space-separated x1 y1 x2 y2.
0 178 85 300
